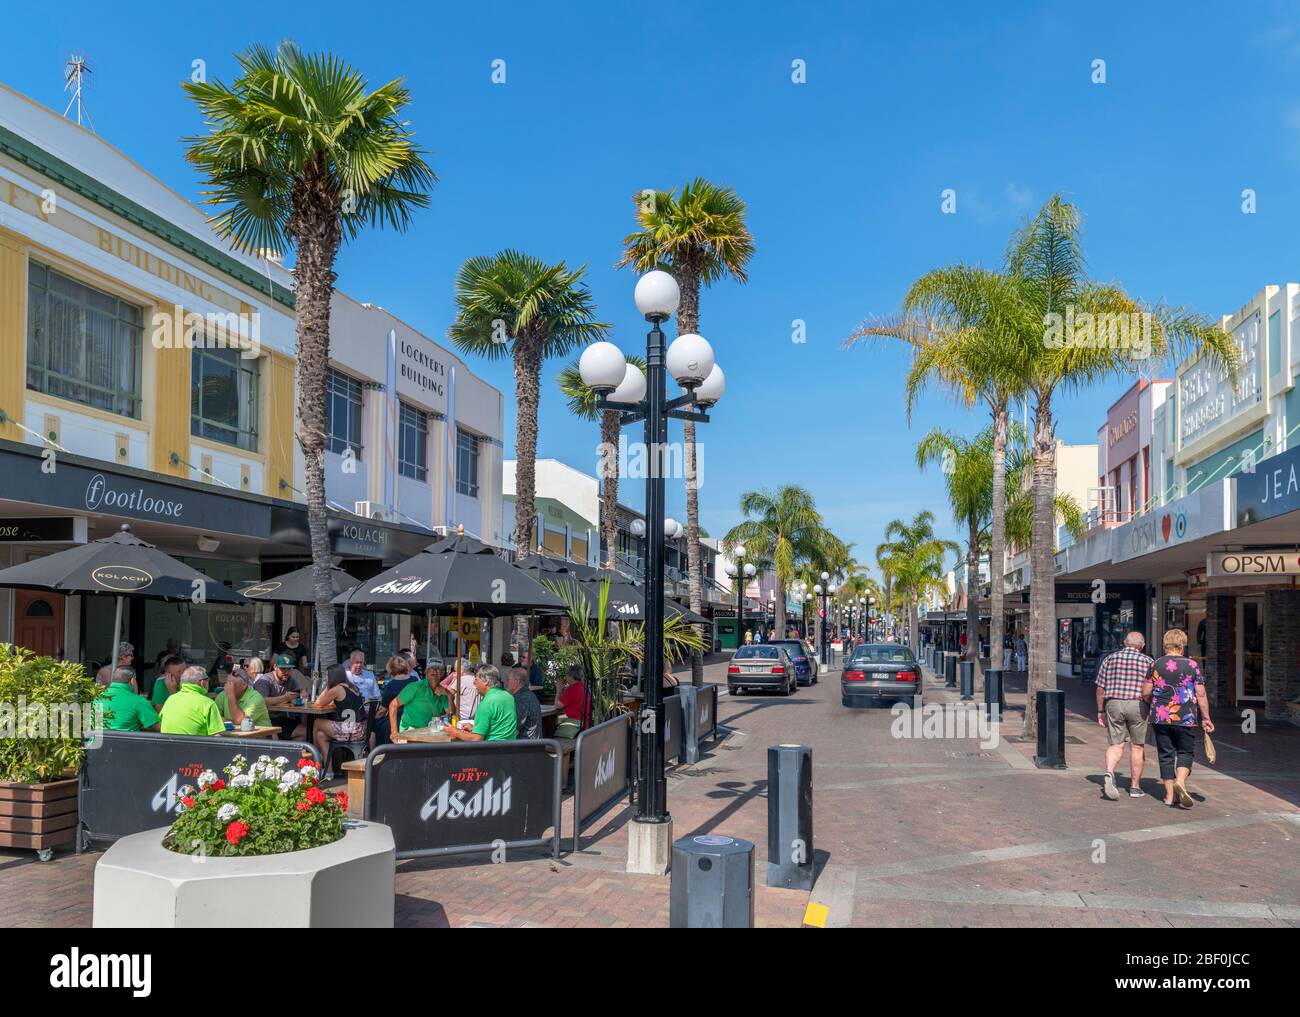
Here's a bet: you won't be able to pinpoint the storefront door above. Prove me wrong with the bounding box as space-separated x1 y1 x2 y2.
1235 597 1265 702
14 590 64 658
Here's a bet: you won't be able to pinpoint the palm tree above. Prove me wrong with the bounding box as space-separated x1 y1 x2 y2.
845 267 1027 700
183 42 435 667
557 354 646 568
876 512 957 652
448 251 610 565
619 178 754 686
721 486 823 637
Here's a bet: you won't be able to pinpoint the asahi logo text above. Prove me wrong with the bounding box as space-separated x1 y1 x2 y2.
593 747 616 788
420 776 512 820
151 304 261 359
369 576 432 596
1044 305 1152 361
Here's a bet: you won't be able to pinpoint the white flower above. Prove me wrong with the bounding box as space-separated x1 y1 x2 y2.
231 774 255 789
278 771 303 791
262 766 283 783
274 756 289 767
257 754 272 764
197 769 218 790
217 803 240 823
298 764 319 781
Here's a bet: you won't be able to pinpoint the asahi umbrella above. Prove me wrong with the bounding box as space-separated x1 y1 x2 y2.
543 572 709 625
240 564 359 604
334 530 567 720
0 523 245 665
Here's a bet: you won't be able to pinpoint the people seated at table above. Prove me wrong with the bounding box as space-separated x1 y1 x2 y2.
149 654 186 709
446 666 517 742
374 655 422 745
313 663 369 770
214 672 273 731
555 664 592 739
442 662 481 723
390 658 451 735
346 650 381 701
506 666 541 739
99 666 160 732
400 649 423 680
249 654 304 739
159 666 224 736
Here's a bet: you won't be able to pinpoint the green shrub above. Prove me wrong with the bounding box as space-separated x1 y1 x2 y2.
163 754 346 857
0 644 102 784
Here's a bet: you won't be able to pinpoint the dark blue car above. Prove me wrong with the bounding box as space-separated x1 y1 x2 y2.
764 639 816 686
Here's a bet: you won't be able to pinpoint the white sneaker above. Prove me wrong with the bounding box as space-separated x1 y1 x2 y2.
1102 772 1119 800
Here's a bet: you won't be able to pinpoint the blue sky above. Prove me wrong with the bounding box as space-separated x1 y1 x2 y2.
6 0 1300 568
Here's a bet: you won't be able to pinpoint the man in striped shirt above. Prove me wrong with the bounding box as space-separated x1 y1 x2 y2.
1094 631 1153 801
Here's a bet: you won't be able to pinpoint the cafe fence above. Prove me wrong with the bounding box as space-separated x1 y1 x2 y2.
77 731 320 850
696 684 719 744
570 713 634 854
664 693 683 764
363 739 562 860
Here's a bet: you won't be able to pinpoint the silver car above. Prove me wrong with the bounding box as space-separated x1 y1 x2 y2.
728 645 798 696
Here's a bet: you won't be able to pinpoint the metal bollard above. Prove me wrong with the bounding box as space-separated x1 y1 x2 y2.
678 685 700 765
984 668 1005 721
670 834 755 928
766 744 813 889
959 660 974 701
944 652 957 689
1033 689 1067 769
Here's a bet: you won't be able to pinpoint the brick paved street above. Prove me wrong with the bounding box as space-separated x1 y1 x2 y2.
3 654 1298 928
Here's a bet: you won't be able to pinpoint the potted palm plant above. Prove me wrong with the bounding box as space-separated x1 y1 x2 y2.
0 644 100 859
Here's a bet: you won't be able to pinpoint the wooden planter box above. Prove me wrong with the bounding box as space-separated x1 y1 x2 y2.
0 778 79 856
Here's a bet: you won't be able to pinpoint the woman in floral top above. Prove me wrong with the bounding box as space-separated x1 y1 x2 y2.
1141 628 1215 809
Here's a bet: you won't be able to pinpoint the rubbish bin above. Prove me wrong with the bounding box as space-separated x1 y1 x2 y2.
670 834 754 928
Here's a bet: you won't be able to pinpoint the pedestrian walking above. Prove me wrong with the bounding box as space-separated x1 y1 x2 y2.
1142 628 1215 809
1094 631 1153 800
1014 633 1027 672
1002 633 1012 671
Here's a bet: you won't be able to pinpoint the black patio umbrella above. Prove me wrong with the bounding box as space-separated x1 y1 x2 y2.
541 573 710 626
334 531 567 717
0 524 245 666
239 564 359 604
514 552 608 582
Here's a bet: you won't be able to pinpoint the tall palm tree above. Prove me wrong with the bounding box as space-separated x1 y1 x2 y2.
876 512 957 652
721 486 823 637
557 354 646 567
846 267 1027 698
449 251 609 567
619 179 755 686
183 42 435 667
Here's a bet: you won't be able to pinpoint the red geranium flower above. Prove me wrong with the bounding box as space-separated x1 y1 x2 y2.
225 821 249 845
335 792 349 812
210 779 226 791
296 757 315 770
296 800 312 812
181 796 196 809
305 786 327 805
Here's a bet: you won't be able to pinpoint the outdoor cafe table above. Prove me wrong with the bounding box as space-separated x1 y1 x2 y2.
393 727 451 744
269 703 332 740
219 725 280 740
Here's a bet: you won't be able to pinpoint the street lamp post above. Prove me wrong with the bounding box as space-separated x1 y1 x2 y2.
579 270 725 875
725 546 756 648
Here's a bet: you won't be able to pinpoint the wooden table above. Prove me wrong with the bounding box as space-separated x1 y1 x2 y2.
340 759 366 818
392 727 451 744
220 725 280 740
269 703 332 741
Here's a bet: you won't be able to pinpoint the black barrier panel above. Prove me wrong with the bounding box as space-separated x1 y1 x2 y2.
571 713 633 853
78 731 321 850
363 740 561 860
697 685 718 743
663 694 683 764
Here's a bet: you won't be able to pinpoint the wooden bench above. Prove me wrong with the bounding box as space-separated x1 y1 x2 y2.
340 759 366 819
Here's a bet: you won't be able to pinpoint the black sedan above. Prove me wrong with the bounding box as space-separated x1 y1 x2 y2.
727 645 798 696
764 639 816 685
841 642 922 708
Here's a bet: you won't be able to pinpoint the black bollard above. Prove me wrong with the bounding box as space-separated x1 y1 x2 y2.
766 744 814 889
984 668 1005 721
944 652 957 689
959 660 974 701
1033 688 1067 769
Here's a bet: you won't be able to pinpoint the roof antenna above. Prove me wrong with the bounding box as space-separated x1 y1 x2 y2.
63 54 95 132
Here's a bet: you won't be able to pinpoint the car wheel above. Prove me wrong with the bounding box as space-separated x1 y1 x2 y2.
841 695 851 708
786 679 797 696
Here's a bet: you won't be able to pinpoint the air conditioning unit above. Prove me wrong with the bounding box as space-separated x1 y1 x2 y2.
354 501 398 523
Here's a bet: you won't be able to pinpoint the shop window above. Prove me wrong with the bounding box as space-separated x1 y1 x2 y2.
456 428 479 498
326 369 364 457
26 261 143 418
191 346 260 451
398 403 428 481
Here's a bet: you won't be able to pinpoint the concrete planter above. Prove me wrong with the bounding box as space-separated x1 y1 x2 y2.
92 821 395 928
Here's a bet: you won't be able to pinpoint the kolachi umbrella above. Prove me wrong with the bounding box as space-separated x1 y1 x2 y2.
0 523 245 666
239 564 359 604
334 530 567 720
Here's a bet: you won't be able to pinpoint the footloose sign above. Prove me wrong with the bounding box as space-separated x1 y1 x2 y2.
363 740 562 859
78 731 320 850
572 713 633 853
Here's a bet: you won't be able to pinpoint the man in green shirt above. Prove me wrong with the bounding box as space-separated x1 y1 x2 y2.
159 666 225 736
446 666 517 742
213 673 272 730
150 654 186 708
391 667 451 732
99 667 160 732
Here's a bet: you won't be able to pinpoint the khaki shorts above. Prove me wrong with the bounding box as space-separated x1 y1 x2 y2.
1104 698 1149 746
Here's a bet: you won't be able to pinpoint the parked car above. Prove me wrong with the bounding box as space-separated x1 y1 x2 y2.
841 642 921 708
764 639 816 685
728 645 798 696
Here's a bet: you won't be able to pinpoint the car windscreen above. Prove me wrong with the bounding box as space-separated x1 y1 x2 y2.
734 646 780 659
849 645 916 664
768 641 808 658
